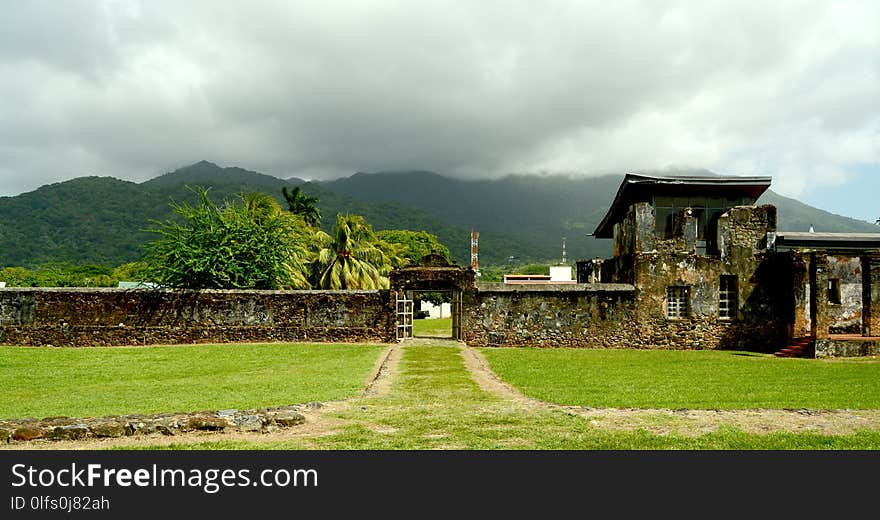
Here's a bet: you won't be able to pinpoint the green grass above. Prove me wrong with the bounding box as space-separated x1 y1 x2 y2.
0 343 385 419
135 345 880 450
479 348 880 409
413 317 452 338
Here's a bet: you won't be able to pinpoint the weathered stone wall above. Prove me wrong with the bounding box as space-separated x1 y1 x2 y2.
815 338 879 358
810 253 830 340
627 205 785 352
826 255 863 334
464 284 641 348
0 404 312 444
464 283 770 350
0 288 394 346
866 254 880 337
791 252 811 338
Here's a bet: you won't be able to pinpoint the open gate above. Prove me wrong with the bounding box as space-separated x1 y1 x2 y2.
396 291 413 340
451 290 462 340
389 253 476 343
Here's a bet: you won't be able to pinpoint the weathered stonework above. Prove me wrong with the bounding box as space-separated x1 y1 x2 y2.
464 283 640 348
867 254 880 337
826 255 863 334
0 288 395 346
0 404 314 444
815 338 880 358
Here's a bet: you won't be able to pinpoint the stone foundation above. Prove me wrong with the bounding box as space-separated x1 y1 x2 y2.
0 404 315 444
815 338 880 358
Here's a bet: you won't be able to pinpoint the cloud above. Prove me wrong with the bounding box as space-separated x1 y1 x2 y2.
0 0 878 210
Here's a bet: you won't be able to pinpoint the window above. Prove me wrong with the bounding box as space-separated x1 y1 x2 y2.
719 275 738 319
652 194 755 254
828 278 841 305
666 286 689 319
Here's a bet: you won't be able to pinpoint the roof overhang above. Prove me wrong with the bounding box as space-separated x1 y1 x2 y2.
592 173 773 238
774 231 880 252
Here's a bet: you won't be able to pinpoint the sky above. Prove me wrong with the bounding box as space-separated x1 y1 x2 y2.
1 0 878 223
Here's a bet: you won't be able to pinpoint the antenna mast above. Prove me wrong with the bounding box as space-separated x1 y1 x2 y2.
471 230 480 275
561 236 567 265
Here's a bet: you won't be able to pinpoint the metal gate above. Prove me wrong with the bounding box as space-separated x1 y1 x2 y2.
396 291 413 340
451 290 462 340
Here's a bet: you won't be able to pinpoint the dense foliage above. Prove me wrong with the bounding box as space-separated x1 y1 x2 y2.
143 188 313 289
376 229 450 265
0 262 146 287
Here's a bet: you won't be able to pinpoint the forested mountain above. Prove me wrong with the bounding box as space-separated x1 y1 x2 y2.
319 170 880 262
1 161 876 269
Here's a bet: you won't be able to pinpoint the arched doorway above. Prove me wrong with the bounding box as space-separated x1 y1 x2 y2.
389 253 476 341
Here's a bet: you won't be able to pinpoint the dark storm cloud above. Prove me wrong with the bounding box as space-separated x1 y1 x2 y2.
1 1 878 208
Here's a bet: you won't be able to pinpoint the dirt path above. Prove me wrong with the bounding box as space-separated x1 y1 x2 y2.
462 344 880 436
362 344 402 398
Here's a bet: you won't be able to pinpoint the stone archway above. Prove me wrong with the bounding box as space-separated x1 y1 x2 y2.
389 253 477 341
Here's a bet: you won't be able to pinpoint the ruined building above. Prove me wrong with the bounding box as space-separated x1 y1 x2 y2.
576 173 880 356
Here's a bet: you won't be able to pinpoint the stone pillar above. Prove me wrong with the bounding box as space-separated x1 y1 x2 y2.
633 203 655 254
791 252 810 338
865 254 880 337
810 252 830 340
683 211 698 253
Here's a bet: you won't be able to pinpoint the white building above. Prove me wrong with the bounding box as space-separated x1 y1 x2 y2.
418 300 451 319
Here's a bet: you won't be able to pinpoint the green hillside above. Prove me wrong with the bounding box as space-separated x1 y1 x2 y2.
0 162 876 269
0 163 502 268
758 190 880 233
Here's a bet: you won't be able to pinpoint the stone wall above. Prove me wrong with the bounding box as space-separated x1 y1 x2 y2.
464 283 640 348
866 254 880 337
0 288 394 346
826 255 863 334
815 338 879 358
464 283 771 350
0 404 311 444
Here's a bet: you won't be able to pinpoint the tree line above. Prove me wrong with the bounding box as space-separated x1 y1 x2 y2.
1 186 451 290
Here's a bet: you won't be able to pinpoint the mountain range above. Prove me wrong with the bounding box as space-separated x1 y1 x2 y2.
1 161 877 269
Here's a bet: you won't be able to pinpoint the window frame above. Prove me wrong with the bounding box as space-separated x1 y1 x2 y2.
828 278 842 305
719 275 738 320
666 286 690 320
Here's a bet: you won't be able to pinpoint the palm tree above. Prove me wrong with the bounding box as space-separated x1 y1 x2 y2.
282 186 321 226
312 214 401 289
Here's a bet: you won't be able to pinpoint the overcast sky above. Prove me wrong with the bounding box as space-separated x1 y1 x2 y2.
1 1 878 222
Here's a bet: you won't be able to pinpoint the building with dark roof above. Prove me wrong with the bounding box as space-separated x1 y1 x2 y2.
577 173 880 357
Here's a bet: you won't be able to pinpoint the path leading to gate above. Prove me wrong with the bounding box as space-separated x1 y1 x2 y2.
12 338 880 449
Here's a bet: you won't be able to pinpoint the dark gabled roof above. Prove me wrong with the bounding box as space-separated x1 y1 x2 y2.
592 173 773 238
774 231 880 251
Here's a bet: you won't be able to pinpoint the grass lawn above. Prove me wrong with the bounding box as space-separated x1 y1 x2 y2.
479 348 880 409
0 343 385 419
139 345 880 450
413 317 452 338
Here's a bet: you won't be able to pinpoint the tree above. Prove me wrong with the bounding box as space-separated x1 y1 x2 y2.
112 262 147 283
144 187 313 289
375 229 451 265
282 186 322 227
312 214 403 290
